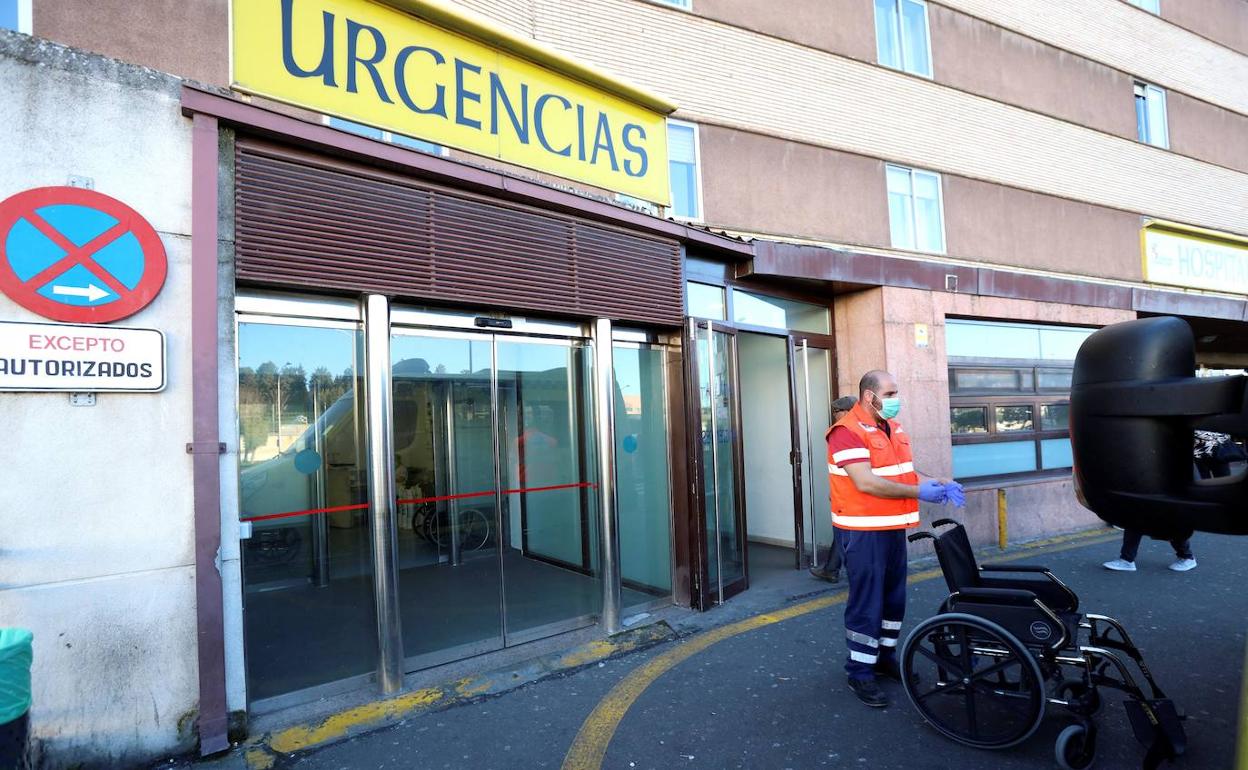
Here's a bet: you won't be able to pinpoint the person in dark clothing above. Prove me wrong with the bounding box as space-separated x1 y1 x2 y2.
1104 431 1246 572
810 396 859 583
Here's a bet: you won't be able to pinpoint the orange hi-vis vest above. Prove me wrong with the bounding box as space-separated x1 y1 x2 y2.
826 402 920 531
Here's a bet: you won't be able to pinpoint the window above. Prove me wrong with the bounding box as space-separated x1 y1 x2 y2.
667 120 702 220
886 165 945 254
875 0 933 77
326 117 446 155
730 290 829 333
686 282 725 320
651 0 692 7
947 319 1097 480
0 0 31 33
1127 0 1160 13
1134 82 1169 149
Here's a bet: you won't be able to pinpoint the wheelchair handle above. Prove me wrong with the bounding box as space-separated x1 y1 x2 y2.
908 532 937 543
932 518 960 529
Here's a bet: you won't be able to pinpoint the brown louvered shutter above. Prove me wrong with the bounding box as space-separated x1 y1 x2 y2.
233 137 683 326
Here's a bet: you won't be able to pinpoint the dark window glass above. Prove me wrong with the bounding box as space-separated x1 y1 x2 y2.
1041 403 1070 431
950 406 988 434
995 405 1034 432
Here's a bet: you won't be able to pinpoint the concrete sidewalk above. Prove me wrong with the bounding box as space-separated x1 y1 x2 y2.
176 526 1248 769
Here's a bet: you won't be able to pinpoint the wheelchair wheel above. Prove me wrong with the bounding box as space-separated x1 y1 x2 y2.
1055 722 1097 770
901 613 1046 749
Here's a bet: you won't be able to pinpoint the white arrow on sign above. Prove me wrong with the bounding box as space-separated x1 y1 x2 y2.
52 283 109 302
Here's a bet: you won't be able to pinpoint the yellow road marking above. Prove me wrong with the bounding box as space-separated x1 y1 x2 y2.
268 687 445 754
561 528 1117 769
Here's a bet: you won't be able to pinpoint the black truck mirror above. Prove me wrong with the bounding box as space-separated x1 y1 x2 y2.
1070 316 1248 537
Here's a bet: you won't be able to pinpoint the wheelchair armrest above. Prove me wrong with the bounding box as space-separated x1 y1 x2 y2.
950 587 1038 607
980 563 1051 573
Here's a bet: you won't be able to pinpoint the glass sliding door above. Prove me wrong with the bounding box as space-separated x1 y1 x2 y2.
795 343 834 567
237 319 375 704
613 342 673 606
694 322 747 603
497 337 601 642
390 330 505 668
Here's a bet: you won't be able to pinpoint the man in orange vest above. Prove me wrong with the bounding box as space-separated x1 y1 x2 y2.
828 369 964 708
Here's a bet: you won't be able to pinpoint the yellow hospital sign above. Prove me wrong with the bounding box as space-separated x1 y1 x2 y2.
232 0 672 204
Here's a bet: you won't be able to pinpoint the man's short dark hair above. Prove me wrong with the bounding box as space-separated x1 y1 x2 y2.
859 370 887 398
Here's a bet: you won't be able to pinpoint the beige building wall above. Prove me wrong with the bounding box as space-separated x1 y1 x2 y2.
934 0 1248 117
694 0 876 63
699 125 890 246
1162 0 1248 57
927 5 1137 140
942 176 1144 281
33 0 228 85
1169 91 1248 173
530 0 1248 237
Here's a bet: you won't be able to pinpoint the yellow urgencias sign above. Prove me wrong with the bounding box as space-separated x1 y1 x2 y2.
233 0 671 204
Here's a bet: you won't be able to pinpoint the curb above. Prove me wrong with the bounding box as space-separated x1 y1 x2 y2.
231 621 676 768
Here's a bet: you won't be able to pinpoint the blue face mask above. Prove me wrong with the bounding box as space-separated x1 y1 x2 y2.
874 395 901 420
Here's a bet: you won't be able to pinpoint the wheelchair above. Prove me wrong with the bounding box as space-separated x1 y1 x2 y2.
900 519 1186 769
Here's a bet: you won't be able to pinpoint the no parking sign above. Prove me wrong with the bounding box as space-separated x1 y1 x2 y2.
0 187 167 323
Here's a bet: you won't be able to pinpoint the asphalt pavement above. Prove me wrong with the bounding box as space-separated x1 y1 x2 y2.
262 530 1248 770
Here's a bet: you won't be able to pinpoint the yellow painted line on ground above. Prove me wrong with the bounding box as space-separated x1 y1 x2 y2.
561 528 1118 770
268 687 446 754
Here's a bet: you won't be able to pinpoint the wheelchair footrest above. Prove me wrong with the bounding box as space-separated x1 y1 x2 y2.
1124 697 1186 768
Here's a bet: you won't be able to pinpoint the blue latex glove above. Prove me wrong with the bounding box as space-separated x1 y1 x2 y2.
944 482 966 508
918 480 947 504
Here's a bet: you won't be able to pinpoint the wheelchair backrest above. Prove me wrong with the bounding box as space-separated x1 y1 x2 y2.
932 522 980 594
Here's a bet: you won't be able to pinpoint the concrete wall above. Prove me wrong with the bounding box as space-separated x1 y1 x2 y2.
834 285 1135 554
0 31 198 767
1169 90 1248 174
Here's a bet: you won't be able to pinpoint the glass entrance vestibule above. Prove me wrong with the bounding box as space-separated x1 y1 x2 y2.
234 294 674 707
685 278 837 609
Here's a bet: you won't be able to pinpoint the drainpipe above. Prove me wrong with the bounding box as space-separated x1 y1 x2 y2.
189 112 229 756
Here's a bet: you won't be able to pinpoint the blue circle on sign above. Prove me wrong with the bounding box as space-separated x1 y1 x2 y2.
294 449 323 475
622 434 638 454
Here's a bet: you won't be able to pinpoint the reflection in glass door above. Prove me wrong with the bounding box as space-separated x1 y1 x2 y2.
694 322 747 603
391 331 504 668
796 343 834 567
237 319 375 704
497 338 601 642
389 329 601 666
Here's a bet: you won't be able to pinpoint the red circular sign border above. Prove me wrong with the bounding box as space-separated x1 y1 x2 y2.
0 186 168 323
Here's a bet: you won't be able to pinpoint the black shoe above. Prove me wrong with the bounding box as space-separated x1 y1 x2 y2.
875 659 919 687
847 677 889 708
809 566 840 583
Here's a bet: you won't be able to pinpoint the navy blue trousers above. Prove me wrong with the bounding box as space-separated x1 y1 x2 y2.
840 528 909 681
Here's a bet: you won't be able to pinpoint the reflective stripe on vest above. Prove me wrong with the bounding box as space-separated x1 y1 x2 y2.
826 402 920 531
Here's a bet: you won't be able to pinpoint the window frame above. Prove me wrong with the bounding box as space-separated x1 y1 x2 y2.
949 361 1075 483
666 118 704 223
875 0 934 79
1134 82 1170 149
885 164 946 255
646 0 692 9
